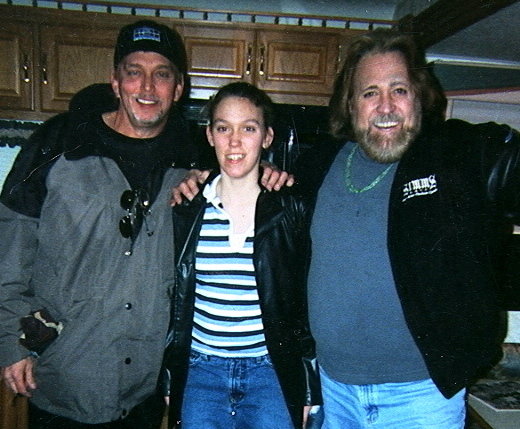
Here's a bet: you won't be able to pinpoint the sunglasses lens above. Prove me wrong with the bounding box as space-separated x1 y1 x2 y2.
120 190 135 210
119 189 152 240
119 215 133 238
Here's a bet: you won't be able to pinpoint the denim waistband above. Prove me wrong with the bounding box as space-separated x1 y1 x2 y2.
190 349 271 365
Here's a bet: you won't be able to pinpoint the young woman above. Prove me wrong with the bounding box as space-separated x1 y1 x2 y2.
163 82 321 428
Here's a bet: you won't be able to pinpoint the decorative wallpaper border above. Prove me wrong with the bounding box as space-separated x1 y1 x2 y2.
0 120 41 148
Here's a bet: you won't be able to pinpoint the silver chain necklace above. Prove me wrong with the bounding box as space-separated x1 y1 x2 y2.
344 145 394 193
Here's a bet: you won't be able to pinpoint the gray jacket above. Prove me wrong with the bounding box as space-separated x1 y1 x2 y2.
0 109 193 423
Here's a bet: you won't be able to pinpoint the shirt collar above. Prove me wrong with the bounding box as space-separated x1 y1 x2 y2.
203 174 222 208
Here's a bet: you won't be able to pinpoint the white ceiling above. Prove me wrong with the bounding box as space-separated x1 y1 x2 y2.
425 1 520 68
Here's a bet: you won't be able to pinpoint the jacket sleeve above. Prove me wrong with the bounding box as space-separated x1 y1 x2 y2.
0 202 38 366
0 115 68 367
293 195 322 406
482 123 520 222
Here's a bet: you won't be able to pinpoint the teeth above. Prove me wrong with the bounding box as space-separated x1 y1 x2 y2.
227 154 244 160
375 121 399 128
137 98 156 105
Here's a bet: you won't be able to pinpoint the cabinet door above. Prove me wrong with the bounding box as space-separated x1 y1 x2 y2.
0 21 35 112
181 25 255 99
39 23 117 112
256 30 339 105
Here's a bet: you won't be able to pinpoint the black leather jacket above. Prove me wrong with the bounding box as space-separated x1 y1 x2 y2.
163 182 322 428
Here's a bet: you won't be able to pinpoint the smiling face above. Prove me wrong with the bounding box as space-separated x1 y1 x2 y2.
110 51 184 138
206 96 273 182
349 51 422 163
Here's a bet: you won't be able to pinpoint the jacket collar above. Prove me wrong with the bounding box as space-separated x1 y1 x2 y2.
62 105 197 169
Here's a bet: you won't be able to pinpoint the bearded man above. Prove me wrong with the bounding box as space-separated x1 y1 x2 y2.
295 29 520 428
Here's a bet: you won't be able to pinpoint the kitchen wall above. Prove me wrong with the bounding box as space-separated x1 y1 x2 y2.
447 99 520 130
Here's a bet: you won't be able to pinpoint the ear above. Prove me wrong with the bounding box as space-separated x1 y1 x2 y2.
110 70 120 99
206 126 215 147
348 98 355 115
173 76 184 103
262 127 274 149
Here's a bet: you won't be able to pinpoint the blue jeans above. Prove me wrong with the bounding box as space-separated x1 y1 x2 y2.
181 350 294 429
320 366 466 429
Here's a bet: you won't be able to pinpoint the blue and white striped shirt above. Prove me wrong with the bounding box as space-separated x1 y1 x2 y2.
191 177 267 357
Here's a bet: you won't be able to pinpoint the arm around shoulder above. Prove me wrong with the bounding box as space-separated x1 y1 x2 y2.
481 123 520 221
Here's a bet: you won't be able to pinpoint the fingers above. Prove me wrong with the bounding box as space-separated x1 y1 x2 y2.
1 358 36 397
274 172 295 189
170 187 185 206
195 169 210 184
170 180 197 206
25 361 37 391
170 169 209 206
265 170 287 191
302 405 312 428
260 169 295 191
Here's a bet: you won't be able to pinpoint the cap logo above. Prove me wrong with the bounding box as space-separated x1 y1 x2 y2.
132 27 161 43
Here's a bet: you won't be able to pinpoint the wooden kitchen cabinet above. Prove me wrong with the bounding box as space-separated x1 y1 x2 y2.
256 29 339 105
181 25 256 93
180 24 341 105
0 5 130 120
38 23 117 113
0 19 117 117
0 20 36 113
0 380 27 429
0 3 366 120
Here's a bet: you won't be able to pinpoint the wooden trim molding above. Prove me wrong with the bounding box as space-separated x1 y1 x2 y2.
398 0 517 48
2 0 395 30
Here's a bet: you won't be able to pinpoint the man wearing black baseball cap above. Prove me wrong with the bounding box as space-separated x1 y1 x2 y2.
0 19 195 428
107 19 188 139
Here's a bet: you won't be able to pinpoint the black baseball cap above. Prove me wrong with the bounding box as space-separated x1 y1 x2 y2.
114 20 187 76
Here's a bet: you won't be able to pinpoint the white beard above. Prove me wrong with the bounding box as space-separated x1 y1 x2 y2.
352 104 422 164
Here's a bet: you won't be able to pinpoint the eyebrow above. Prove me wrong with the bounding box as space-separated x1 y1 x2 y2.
360 79 410 91
124 62 174 71
213 118 262 125
389 79 410 87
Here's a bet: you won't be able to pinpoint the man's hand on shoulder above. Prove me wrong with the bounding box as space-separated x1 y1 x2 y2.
1 357 37 397
260 161 294 191
170 163 294 206
170 169 210 206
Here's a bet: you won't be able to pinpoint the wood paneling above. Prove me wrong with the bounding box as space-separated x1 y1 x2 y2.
0 381 27 429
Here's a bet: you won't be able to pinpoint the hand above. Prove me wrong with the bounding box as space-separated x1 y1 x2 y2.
302 405 312 428
260 162 294 191
170 169 210 206
164 396 170 406
1 357 37 397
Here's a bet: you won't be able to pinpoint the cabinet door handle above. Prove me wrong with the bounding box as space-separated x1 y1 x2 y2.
245 44 252 76
336 46 343 73
258 45 265 76
22 54 30 83
41 55 48 85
